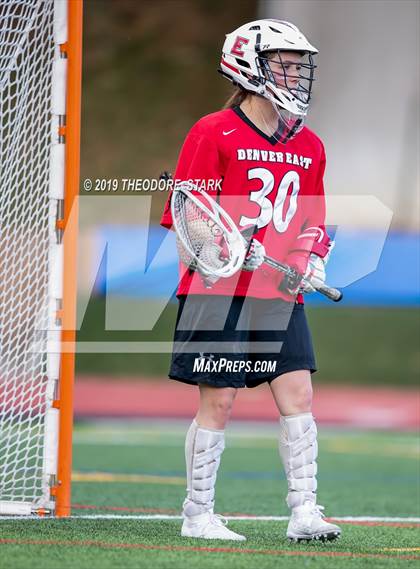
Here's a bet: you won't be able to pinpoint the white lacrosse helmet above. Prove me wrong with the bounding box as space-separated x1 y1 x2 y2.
220 19 318 140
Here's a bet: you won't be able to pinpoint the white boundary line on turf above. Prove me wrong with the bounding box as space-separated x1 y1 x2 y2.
1 515 420 522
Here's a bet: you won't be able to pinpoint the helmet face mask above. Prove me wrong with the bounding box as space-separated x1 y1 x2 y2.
257 50 316 108
220 19 318 142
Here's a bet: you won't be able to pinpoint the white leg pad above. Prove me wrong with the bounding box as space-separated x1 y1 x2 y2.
278 413 318 509
183 419 225 516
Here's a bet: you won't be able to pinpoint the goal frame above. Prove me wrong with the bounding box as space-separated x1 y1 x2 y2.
0 0 82 518
55 0 83 518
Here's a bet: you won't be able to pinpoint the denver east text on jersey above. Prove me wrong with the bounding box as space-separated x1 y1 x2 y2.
237 148 313 170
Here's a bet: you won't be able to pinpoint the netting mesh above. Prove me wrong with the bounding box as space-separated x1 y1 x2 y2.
0 0 55 510
172 191 226 271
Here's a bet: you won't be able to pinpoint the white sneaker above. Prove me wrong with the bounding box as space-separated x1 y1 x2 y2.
181 511 246 541
287 502 341 542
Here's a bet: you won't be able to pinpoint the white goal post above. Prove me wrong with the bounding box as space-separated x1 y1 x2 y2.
0 0 82 517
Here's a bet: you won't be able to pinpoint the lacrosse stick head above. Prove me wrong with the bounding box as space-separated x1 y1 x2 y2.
171 182 246 279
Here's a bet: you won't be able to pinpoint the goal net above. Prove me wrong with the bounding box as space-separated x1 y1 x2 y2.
0 0 78 516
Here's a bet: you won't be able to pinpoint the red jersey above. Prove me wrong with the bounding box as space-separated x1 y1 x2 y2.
161 106 330 301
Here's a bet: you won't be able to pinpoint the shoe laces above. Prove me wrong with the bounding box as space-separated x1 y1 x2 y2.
310 504 325 519
208 513 228 527
300 502 325 519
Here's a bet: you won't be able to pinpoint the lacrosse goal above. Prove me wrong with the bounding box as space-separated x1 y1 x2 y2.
0 0 82 517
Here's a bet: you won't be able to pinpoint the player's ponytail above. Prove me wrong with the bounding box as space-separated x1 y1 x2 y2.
223 86 249 109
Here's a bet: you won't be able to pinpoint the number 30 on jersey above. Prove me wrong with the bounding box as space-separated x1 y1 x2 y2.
239 168 300 233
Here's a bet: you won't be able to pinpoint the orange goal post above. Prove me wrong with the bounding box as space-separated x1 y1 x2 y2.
0 0 82 517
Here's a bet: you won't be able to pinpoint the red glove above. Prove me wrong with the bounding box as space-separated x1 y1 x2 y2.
281 227 332 295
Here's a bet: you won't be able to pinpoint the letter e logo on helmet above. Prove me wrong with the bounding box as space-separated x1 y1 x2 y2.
231 36 249 57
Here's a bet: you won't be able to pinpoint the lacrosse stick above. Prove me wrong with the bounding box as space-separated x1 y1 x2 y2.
240 225 342 302
165 176 343 302
170 181 247 280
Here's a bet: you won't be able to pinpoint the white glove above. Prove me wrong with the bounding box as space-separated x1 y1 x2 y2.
198 267 220 288
300 241 334 293
242 238 266 272
300 253 326 293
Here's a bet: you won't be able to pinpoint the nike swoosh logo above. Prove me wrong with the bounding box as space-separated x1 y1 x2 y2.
223 129 236 136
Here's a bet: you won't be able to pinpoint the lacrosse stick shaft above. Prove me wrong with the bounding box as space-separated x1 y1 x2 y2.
262 255 343 302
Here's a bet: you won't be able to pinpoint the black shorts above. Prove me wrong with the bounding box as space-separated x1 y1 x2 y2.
169 295 316 389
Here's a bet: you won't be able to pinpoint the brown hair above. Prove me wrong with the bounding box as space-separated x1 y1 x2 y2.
223 86 249 109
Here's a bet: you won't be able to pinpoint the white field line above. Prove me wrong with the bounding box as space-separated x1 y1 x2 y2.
1 514 420 522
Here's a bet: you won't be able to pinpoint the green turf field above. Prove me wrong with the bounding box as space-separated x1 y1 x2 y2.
1 421 419 568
